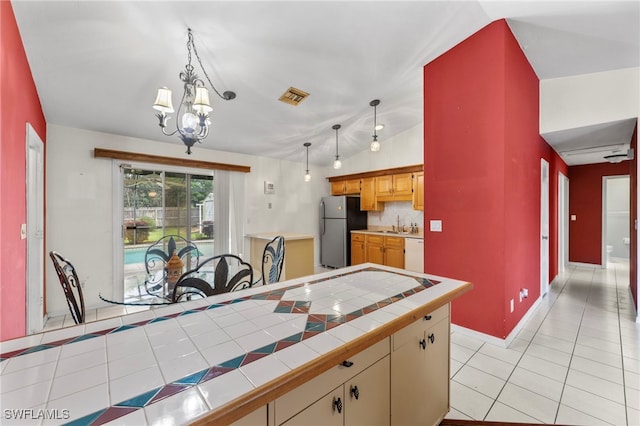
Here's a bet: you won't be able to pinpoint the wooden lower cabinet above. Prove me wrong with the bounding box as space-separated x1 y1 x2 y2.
391 305 450 426
361 234 404 268
351 234 366 265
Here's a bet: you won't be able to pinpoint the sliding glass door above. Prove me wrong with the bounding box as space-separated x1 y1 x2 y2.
122 167 214 302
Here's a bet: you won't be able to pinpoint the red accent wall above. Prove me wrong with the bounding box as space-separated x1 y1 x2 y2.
1 1 46 341
424 19 568 339
568 161 630 265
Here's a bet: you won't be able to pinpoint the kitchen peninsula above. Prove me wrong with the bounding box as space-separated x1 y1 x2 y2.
0 264 471 426
246 232 314 280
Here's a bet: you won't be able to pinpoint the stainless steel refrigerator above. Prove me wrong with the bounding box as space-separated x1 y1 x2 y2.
320 195 367 268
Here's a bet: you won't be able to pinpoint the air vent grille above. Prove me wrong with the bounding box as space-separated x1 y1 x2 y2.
279 87 309 106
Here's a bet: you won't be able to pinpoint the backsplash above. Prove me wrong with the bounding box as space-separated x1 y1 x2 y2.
367 201 424 230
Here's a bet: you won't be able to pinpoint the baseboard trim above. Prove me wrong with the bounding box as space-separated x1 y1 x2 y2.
451 278 553 348
568 261 604 269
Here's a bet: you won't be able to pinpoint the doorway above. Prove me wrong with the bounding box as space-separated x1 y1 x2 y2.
541 159 550 297
603 175 630 267
558 172 569 275
119 165 215 303
26 123 44 334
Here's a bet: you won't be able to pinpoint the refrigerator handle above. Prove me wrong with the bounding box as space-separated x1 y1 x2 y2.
319 201 325 236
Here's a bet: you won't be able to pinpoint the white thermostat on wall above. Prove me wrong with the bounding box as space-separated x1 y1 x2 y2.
264 181 275 194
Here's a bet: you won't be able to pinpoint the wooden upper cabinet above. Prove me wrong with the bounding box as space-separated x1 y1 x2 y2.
412 171 424 210
331 179 360 195
376 173 413 201
360 177 381 211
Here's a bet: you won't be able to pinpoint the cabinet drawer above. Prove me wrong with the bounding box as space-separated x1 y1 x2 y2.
392 304 449 351
384 236 404 250
365 234 384 245
275 337 390 425
351 233 365 243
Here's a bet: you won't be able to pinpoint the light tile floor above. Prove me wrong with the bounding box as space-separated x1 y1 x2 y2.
43 263 639 425
446 260 639 426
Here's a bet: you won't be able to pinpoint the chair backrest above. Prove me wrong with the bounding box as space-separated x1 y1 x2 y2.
49 251 85 324
144 235 199 281
172 254 253 302
262 235 285 285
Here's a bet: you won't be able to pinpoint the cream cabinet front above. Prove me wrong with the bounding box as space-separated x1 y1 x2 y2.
391 304 450 426
275 339 390 426
281 356 390 426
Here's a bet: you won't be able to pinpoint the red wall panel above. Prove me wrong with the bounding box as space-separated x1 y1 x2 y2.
424 19 567 339
568 161 630 265
1 1 46 340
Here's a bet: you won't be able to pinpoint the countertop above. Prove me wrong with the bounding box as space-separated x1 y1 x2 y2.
0 264 470 425
351 229 424 239
246 232 314 241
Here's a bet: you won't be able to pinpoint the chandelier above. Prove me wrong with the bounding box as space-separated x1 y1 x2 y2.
153 29 236 154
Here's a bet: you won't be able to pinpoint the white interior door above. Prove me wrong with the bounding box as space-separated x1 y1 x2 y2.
558 172 569 274
26 123 44 334
541 159 550 297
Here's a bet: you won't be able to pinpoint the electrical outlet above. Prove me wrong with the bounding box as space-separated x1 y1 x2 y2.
510 299 514 313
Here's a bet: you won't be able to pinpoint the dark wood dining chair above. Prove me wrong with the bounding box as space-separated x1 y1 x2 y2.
256 235 285 285
172 254 253 302
142 235 200 297
49 251 85 324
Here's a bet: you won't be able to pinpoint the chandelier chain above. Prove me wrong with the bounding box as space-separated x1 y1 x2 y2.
189 30 228 100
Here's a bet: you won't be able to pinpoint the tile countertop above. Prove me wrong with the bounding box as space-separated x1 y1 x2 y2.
351 229 424 239
0 264 470 425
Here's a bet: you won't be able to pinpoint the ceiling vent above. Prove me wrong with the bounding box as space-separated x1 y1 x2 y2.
278 87 309 106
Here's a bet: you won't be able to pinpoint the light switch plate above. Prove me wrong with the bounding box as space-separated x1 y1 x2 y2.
430 220 442 232
571 215 576 221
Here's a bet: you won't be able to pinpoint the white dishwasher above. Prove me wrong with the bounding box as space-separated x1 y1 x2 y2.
404 237 424 273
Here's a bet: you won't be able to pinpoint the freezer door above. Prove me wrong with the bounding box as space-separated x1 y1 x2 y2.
322 196 347 219
320 218 346 268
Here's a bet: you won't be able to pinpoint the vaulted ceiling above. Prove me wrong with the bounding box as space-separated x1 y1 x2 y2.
11 1 639 166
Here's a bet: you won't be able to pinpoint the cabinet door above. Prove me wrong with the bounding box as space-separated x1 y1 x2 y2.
231 405 268 426
281 386 344 426
345 356 390 426
360 177 380 211
351 234 366 266
392 173 413 197
384 237 404 269
365 235 384 265
422 318 451 425
412 171 424 210
331 181 345 195
344 179 361 194
375 175 394 197
391 314 450 426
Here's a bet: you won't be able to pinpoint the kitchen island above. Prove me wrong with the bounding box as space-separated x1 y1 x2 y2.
0 264 471 425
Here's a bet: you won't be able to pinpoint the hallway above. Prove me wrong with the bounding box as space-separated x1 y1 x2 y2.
446 260 639 425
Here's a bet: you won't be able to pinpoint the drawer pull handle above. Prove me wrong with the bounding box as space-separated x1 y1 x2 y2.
428 333 435 344
424 315 432 321
351 385 360 400
341 360 354 367
419 338 426 350
333 397 343 413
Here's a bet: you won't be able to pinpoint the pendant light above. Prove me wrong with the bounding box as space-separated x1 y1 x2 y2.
332 124 342 169
303 142 312 182
370 99 381 152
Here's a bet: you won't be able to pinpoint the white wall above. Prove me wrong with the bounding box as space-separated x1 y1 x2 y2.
45 123 423 316
540 67 640 133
